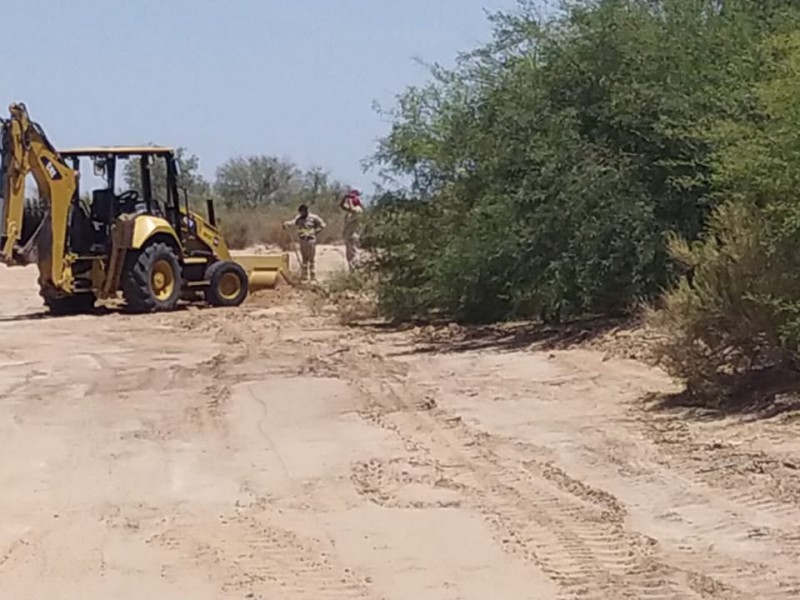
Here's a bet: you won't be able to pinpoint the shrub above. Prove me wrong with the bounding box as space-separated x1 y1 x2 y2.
650 29 800 397
648 201 800 395
314 269 378 324
367 0 781 325
217 211 258 249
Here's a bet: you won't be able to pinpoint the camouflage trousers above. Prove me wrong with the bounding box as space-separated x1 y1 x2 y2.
299 237 317 281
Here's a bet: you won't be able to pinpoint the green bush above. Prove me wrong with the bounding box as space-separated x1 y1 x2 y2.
649 202 800 394
368 0 786 324
651 29 800 396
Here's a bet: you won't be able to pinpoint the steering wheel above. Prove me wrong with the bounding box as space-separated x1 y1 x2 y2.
117 190 140 213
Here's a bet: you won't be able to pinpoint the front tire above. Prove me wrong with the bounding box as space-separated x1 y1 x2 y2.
122 242 182 313
204 261 249 307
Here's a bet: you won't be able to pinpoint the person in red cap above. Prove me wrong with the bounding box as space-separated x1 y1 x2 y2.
340 189 364 270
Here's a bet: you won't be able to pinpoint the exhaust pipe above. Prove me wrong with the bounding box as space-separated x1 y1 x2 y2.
206 198 217 227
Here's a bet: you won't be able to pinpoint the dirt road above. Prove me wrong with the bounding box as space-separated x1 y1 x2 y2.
1 248 800 599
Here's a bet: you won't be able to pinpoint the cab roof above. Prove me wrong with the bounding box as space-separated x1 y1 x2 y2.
60 146 175 157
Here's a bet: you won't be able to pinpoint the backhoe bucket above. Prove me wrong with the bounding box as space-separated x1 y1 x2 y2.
233 252 290 291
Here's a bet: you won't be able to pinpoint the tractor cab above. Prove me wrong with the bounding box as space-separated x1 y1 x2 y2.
60 146 188 255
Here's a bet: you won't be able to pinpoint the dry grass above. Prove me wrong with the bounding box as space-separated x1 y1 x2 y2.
217 206 346 250
314 269 379 325
641 203 800 404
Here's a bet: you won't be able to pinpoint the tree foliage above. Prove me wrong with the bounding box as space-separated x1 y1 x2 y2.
214 156 299 209
213 155 349 212
653 28 800 393
365 0 800 325
122 146 210 207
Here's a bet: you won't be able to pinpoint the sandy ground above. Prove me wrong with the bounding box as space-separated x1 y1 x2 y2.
1 246 800 599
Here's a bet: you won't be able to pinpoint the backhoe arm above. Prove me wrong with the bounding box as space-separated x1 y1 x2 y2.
0 103 77 290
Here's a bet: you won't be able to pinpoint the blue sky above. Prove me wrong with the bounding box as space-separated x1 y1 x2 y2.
4 0 522 193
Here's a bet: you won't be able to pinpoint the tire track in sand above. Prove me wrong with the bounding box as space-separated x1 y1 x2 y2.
151 513 372 599
347 363 709 600
624 411 800 598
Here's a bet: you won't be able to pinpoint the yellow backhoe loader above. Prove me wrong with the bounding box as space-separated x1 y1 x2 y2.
0 102 289 314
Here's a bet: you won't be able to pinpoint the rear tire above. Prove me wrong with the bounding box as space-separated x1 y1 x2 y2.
122 242 182 313
204 261 249 307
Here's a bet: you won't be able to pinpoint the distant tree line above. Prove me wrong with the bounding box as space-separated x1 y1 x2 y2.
122 149 349 214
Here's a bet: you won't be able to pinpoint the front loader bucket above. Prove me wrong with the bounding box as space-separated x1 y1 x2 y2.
233 252 291 292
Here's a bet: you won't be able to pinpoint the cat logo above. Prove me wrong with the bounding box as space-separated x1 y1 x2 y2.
40 157 62 181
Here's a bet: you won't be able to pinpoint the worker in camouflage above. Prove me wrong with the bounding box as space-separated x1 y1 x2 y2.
283 204 326 281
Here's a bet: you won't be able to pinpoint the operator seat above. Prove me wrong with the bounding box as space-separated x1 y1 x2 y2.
86 188 116 253
90 188 115 225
